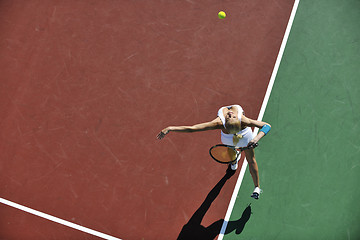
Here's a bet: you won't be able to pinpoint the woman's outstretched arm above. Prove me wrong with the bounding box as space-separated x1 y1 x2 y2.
157 118 222 140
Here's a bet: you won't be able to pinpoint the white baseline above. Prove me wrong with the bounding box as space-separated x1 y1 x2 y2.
0 197 122 240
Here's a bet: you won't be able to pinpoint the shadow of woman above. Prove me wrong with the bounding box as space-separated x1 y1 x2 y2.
224 204 252 235
177 166 252 240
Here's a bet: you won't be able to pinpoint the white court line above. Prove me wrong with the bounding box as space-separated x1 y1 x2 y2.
217 0 300 239
0 198 122 240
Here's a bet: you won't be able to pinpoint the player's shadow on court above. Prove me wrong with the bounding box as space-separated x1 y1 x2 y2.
177 166 252 240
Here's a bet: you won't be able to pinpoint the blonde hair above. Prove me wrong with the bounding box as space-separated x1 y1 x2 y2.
225 119 242 145
225 119 241 134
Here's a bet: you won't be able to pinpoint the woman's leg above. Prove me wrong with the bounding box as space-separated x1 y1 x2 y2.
245 148 262 199
244 148 260 188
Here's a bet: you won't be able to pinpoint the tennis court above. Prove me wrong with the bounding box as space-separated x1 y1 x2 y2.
1 0 359 239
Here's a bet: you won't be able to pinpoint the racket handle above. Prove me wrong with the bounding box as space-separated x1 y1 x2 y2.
245 142 259 149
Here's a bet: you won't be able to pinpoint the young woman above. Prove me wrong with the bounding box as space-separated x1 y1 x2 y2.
157 104 271 199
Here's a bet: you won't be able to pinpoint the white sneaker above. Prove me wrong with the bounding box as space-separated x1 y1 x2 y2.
250 187 262 200
230 161 238 170
230 153 241 170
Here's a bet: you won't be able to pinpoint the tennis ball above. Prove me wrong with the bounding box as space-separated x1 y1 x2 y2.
218 11 226 19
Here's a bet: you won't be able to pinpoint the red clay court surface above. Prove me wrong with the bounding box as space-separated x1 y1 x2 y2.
0 1 294 239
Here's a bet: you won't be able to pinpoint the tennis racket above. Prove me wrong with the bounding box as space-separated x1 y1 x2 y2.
209 143 259 164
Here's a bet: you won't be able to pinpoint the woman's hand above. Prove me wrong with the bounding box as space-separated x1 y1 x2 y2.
247 139 259 149
247 130 266 148
157 127 170 140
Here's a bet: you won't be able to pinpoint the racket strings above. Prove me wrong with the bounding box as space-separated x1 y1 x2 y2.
210 146 238 163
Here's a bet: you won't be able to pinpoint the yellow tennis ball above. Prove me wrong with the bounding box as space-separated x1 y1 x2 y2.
218 11 226 19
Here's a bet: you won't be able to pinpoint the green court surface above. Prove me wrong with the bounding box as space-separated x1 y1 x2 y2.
224 0 360 239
